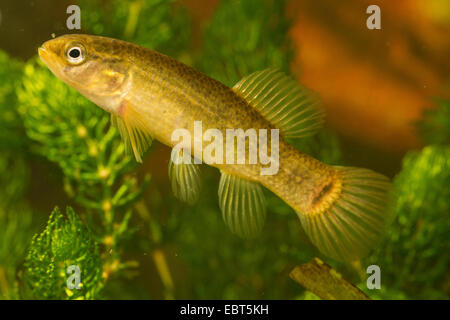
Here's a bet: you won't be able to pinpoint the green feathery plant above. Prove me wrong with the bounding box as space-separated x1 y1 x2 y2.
0 51 34 300
418 97 450 145
364 95 450 299
23 207 102 299
0 0 448 300
15 0 191 299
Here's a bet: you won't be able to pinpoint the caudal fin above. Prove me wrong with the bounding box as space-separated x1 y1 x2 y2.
298 166 392 262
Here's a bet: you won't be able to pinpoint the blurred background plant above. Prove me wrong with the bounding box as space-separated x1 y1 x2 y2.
0 0 448 300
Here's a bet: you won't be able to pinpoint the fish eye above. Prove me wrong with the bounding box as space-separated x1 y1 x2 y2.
65 44 86 65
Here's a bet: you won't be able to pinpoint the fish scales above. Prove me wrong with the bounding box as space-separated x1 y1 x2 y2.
122 38 333 212
38 34 391 262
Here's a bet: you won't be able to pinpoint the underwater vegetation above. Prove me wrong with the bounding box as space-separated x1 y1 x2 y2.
0 0 448 300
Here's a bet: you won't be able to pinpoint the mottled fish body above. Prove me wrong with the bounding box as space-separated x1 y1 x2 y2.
38 34 391 262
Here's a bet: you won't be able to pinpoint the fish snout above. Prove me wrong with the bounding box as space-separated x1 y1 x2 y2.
38 38 65 65
38 41 53 63
38 47 47 59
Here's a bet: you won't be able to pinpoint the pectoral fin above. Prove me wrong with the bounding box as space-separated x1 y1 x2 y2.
218 171 266 238
168 148 202 205
110 102 152 163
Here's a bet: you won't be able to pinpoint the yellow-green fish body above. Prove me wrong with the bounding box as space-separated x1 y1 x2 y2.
39 34 391 262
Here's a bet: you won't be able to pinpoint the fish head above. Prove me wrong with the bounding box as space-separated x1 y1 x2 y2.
38 34 132 113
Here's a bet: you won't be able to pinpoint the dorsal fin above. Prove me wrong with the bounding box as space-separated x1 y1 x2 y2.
233 69 324 138
110 102 152 163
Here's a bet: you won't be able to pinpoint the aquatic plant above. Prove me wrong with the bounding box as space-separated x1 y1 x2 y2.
0 0 448 300
418 97 450 145
0 51 34 300
23 207 102 300
365 98 450 299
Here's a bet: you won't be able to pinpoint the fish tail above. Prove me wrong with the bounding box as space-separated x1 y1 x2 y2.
298 166 392 262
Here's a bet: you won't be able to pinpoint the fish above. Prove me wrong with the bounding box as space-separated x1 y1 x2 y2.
38 34 391 262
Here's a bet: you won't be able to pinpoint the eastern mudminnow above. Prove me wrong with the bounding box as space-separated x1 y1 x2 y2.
38 34 391 262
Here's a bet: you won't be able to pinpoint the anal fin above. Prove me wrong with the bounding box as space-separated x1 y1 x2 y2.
218 171 266 238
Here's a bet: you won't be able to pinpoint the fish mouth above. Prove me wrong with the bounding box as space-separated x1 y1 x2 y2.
38 40 61 67
38 42 52 64
37 40 84 91
38 47 46 60
37 41 64 78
